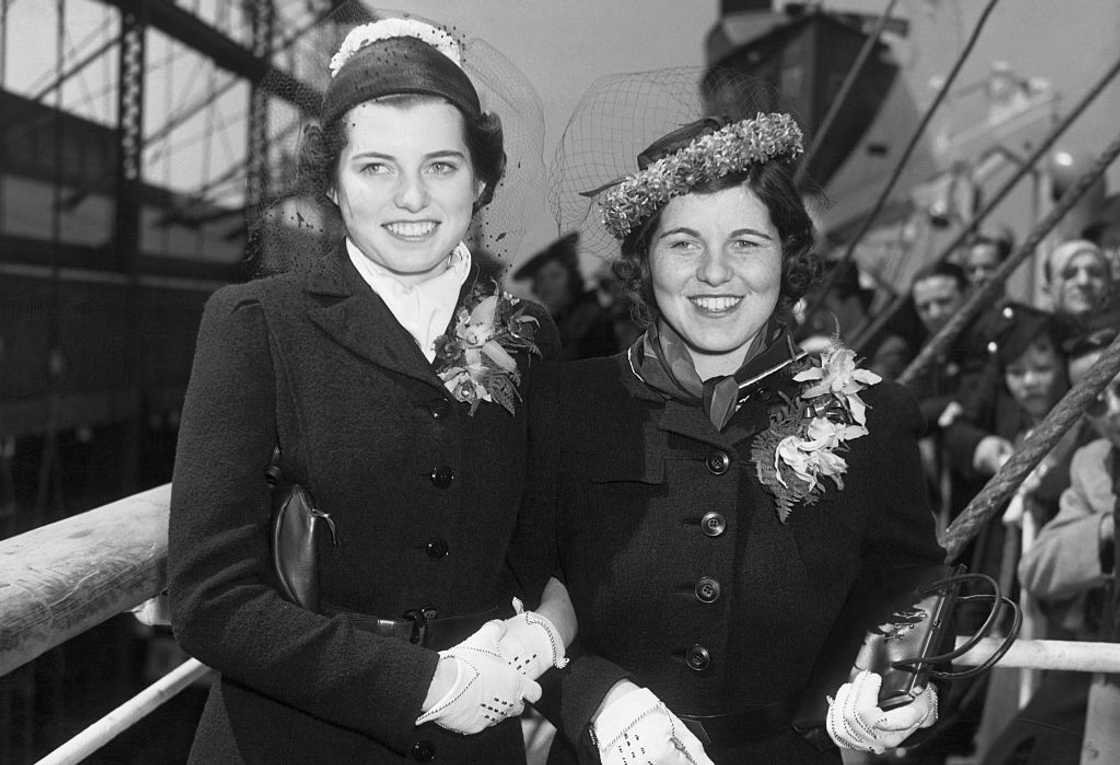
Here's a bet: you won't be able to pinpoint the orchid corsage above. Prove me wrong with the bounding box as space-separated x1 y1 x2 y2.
433 282 540 415
751 340 882 522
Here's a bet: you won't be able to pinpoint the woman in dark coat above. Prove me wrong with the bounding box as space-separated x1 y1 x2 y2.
529 115 947 764
167 16 573 764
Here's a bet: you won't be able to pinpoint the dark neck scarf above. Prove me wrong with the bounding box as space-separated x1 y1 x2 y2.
630 319 800 431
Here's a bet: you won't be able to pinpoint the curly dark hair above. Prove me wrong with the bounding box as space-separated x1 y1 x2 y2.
296 93 505 212
611 159 820 327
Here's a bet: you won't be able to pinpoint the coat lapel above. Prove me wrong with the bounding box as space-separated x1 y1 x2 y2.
304 241 456 392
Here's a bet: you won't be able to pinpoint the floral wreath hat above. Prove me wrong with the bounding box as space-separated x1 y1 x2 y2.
597 112 804 239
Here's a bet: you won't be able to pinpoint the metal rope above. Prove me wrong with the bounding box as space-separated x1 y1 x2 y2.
852 52 1120 352
805 0 1001 316
793 0 901 187
898 127 1120 388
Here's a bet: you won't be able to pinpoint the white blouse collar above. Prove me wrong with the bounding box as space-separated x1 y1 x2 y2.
346 238 472 363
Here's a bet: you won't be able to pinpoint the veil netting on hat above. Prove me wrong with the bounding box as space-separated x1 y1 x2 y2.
247 2 546 278
549 66 797 265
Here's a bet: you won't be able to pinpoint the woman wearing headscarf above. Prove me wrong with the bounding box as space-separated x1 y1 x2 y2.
528 113 947 763
167 15 573 764
1045 239 1112 326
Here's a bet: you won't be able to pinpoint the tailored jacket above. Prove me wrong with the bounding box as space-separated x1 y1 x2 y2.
527 338 946 764
167 242 557 765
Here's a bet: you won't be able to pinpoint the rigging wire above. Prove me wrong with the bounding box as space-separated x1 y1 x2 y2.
899 127 1120 388
851 51 1120 351
805 0 1002 316
25 10 113 95
794 0 901 186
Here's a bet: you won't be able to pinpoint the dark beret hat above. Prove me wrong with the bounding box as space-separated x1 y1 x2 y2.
321 36 481 126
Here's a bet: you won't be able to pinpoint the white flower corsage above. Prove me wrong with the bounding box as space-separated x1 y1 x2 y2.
329 18 462 78
751 340 881 522
433 282 540 416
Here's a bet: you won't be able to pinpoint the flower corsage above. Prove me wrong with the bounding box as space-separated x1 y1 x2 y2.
433 282 540 415
750 340 882 522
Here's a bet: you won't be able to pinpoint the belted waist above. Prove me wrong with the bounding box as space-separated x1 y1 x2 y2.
679 695 799 747
322 603 508 650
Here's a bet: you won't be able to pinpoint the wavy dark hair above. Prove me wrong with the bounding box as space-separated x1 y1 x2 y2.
296 93 506 212
612 158 820 327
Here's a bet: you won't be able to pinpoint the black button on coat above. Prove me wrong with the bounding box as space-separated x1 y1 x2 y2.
524 348 946 764
167 243 558 764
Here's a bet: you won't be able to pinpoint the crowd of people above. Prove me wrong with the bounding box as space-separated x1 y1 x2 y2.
796 222 1118 764
164 8 1118 765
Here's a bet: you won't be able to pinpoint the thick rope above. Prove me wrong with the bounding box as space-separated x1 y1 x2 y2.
898 128 1120 388
852 52 1120 352
942 330 1120 561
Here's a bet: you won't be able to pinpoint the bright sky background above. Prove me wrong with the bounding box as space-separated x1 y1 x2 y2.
4 0 1119 275
2 0 719 268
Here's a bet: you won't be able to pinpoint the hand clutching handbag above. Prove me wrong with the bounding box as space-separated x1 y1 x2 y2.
795 565 1021 751
855 568 1020 708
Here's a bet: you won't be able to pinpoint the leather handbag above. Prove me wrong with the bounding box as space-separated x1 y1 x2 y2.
794 566 1020 749
266 453 337 612
862 568 1021 701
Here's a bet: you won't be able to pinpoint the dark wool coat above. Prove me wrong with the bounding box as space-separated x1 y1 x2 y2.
525 342 946 765
167 243 558 764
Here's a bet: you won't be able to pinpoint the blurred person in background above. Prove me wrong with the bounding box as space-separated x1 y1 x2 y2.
943 306 1073 575
962 227 1015 293
900 262 1001 435
514 232 619 360
1082 192 1120 277
982 321 1119 765
796 259 872 348
1045 239 1111 331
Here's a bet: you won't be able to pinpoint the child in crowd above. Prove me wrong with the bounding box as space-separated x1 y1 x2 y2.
981 323 1118 765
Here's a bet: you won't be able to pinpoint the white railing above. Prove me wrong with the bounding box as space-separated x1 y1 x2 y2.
1 487 1118 765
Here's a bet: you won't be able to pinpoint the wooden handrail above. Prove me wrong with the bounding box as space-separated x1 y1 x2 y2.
0 484 170 677
0 483 1117 764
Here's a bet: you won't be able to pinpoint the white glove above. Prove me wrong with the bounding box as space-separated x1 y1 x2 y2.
826 670 938 754
416 621 542 734
592 687 714 765
496 598 569 680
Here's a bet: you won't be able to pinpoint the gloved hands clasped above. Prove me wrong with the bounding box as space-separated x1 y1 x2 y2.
498 597 569 679
592 685 714 765
416 620 541 734
826 670 938 754
417 602 568 734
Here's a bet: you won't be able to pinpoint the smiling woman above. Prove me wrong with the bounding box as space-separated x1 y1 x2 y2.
647 185 783 380
329 99 482 285
526 113 948 764
166 11 573 765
